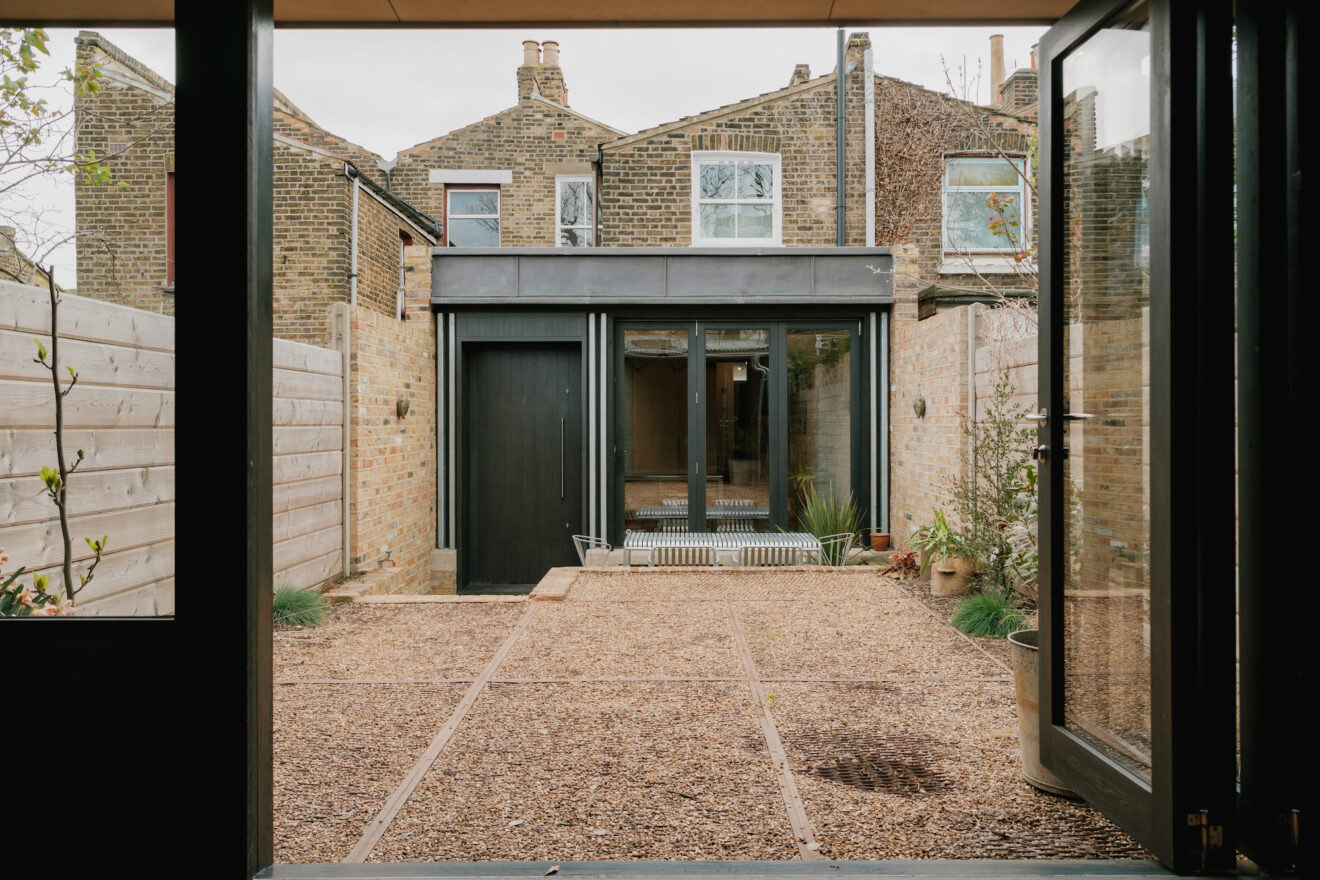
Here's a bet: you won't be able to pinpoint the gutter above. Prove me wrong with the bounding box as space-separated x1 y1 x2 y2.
864 47 876 247
347 164 360 306
836 28 846 246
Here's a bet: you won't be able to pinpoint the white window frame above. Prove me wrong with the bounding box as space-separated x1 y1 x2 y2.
690 151 782 247
445 187 501 247
941 155 1030 258
555 174 596 247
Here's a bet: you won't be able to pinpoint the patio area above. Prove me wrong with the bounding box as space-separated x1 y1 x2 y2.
273 569 1152 865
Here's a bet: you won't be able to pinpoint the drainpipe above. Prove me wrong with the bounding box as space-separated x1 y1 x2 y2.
346 164 360 306
836 28 846 246
864 47 875 247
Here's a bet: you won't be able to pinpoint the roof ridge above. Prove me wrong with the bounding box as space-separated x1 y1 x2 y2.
75 30 174 95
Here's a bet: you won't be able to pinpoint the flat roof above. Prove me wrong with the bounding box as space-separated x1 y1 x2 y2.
431 247 894 307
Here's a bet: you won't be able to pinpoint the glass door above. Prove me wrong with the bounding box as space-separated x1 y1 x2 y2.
703 328 772 533
620 327 692 533
1037 0 1236 872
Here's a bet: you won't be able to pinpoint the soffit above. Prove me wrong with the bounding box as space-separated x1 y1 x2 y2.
7 0 1069 25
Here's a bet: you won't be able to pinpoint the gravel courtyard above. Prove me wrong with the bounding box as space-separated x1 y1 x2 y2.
273 568 1151 865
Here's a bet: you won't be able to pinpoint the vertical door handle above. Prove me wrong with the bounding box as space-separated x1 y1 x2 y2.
560 418 565 500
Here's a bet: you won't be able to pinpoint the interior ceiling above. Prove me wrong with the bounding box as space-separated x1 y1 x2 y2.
5 0 1070 25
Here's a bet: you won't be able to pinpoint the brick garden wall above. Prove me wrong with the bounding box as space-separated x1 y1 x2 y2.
887 245 971 549
345 300 436 594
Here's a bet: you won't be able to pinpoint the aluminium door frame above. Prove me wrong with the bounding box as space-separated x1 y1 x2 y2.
613 315 872 544
1036 0 1236 871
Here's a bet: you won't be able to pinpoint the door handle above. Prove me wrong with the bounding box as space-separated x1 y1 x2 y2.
560 418 565 500
1062 413 1096 421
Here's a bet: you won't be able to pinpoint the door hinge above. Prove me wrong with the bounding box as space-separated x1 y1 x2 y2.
695 391 699 404
1188 810 1225 871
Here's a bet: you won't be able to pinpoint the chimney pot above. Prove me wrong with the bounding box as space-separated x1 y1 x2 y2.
541 40 560 67
989 34 1006 106
522 40 540 67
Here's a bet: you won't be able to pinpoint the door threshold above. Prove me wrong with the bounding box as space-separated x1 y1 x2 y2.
258 859 1172 879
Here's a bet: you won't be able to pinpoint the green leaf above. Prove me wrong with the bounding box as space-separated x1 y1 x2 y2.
33 338 46 360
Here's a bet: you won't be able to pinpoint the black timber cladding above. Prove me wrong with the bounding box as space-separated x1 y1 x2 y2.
431 247 894 306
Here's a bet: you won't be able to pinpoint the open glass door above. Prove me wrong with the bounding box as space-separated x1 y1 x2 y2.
1037 0 1236 872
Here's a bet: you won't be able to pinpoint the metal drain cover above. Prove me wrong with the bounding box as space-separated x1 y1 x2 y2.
786 729 949 794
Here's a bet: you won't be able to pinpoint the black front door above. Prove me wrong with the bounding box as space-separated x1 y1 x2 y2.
463 343 582 592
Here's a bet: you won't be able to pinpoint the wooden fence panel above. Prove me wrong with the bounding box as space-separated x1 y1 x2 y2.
0 282 346 614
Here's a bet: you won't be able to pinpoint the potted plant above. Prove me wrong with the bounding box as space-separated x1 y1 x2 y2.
1007 628 1077 797
910 508 974 596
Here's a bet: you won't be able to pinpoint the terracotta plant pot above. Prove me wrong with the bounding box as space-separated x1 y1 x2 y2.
870 532 890 552
1007 629 1078 797
929 554 974 596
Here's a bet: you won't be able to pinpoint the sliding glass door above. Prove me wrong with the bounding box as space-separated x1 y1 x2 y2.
616 320 861 539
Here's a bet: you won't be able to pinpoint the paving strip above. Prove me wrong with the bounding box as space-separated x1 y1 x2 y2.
343 603 539 863
725 600 820 861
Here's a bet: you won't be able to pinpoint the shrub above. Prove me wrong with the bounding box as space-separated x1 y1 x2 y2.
951 589 1028 639
273 584 327 628
793 483 864 563
949 370 1035 589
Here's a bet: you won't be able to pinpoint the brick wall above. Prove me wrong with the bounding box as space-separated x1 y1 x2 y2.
273 139 351 345
887 245 971 549
72 33 175 314
345 303 436 593
600 35 871 247
390 100 616 248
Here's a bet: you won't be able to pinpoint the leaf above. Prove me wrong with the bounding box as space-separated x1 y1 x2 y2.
33 338 46 360
545 867 560 876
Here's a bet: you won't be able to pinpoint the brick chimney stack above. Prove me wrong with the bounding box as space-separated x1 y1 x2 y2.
989 33 1005 106
516 39 568 106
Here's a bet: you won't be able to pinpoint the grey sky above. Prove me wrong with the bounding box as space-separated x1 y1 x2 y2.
23 25 1045 283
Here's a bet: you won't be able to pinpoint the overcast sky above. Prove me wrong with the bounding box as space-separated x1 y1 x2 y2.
19 25 1045 284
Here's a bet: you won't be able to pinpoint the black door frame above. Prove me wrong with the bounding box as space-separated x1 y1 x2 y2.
1036 0 1236 871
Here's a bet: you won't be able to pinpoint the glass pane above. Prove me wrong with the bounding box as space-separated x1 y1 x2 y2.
622 329 689 533
737 163 773 199
446 217 499 247
946 190 1020 251
447 190 499 216
737 204 774 238
946 157 1023 187
704 330 771 533
787 330 853 529
558 227 594 247
1060 2 1153 780
698 163 735 199
559 180 587 226
699 203 736 238
1 28 177 617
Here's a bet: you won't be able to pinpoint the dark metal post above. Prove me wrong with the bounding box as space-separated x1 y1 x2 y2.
176 0 275 873
1237 3 1308 874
